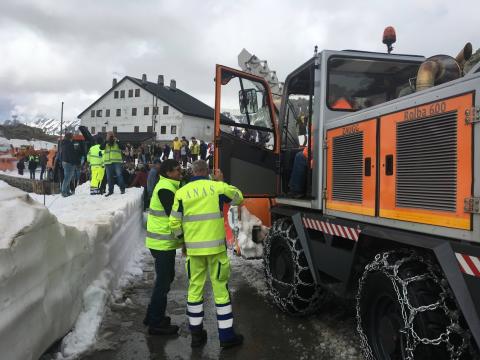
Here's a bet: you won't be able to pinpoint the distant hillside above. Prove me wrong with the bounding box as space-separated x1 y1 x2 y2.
0 121 57 142
28 117 79 136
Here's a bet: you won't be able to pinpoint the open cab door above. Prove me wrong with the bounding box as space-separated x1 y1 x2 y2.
214 65 280 197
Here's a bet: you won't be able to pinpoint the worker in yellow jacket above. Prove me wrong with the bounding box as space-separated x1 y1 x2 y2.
87 137 105 195
169 160 244 349
172 137 182 161
189 137 200 162
144 159 182 335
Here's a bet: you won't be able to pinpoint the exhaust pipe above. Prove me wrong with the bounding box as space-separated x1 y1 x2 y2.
416 60 441 92
455 42 473 70
416 43 472 92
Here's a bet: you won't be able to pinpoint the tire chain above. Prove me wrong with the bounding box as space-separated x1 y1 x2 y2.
264 218 325 315
356 251 473 360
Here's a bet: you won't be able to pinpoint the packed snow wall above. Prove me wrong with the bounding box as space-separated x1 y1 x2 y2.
0 182 144 360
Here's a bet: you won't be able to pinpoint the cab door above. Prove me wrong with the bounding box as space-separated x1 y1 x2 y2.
214 65 280 197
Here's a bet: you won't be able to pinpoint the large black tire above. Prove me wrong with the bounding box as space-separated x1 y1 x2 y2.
263 218 325 315
356 251 473 360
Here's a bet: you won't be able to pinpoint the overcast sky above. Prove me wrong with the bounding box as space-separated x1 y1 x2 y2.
0 0 478 124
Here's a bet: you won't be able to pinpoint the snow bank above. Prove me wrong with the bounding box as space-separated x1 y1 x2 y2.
2 168 36 179
0 181 145 360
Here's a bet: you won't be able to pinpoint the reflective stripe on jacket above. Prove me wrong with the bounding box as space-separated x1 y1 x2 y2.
103 142 122 164
169 178 243 256
146 176 181 251
87 144 103 168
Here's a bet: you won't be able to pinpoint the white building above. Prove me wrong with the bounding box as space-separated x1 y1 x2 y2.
78 74 214 143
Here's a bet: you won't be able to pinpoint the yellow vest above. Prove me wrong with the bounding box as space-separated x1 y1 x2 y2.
169 178 243 255
103 142 122 165
173 140 182 151
190 143 200 155
87 144 103 168
146 176 182 251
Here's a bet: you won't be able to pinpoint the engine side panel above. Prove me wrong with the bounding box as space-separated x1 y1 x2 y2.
378 93 473 230
326 118 377 216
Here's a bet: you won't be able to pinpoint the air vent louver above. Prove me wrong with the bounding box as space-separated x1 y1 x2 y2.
396 111 457 212
332 132 363 203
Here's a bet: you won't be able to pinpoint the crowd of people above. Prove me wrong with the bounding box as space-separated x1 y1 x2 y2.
16 151 49 180
56 132 214 202
122 136 213 167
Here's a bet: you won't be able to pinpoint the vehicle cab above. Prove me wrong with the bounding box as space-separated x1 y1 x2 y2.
214 49 424 210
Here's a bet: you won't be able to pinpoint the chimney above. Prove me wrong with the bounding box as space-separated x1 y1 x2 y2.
142 74 147 83
158 75 164 86
170 79 176 91
112 78 117 87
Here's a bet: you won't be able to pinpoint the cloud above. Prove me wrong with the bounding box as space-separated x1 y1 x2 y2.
0 0 478 124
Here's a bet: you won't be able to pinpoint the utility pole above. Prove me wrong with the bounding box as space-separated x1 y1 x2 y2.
60 101 64 139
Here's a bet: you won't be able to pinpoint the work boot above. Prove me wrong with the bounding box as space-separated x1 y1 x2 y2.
191 329 207 348
148 317 178 336
220 333 244 349
105 192 113 197
120 188 125 194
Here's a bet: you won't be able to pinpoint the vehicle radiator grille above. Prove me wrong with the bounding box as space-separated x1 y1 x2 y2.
396 111 457 212
332 132 363 203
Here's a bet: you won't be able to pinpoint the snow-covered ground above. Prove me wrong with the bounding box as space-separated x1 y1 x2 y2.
0 181 146 360
1 168 41 179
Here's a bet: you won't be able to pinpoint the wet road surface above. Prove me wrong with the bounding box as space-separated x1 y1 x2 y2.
82 253 361 360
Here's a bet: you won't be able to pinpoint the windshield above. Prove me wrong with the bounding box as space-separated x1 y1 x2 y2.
219 71 274 150
327 57 421 111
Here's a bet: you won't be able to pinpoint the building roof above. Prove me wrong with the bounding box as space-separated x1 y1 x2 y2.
78 76 215 120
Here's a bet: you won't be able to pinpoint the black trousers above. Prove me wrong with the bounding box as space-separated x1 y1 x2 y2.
145 249 176 327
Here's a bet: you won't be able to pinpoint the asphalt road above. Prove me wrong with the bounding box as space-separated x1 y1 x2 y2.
82 252 362 360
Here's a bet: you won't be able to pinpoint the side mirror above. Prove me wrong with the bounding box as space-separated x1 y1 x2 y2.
239 88 258 114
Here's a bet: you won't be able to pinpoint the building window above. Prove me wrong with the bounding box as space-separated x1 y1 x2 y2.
113 126 117 133
163 106 169 115
114 91 119 99
120 90 125 98
134 126 139 133
91 126 95 134
160 126 166 134
96 109 102 117
105 109 110 117
144 107 149 115
132 107 137 116
116 108 121 116
128 89 133 97
171 125 177 134
102 126 106 132
90 110 95 117
153 106 159 115
147 126 153 133
135 89 140 97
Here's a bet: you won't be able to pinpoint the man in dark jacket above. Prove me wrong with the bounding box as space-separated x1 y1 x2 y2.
199 140 207 160
147 159 161 198
39 151 48 180
60 133 77 197
162 144 171 161
17 157 25 175
28 153 39 179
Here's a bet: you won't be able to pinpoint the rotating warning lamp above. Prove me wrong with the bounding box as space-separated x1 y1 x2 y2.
382 26 396 54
